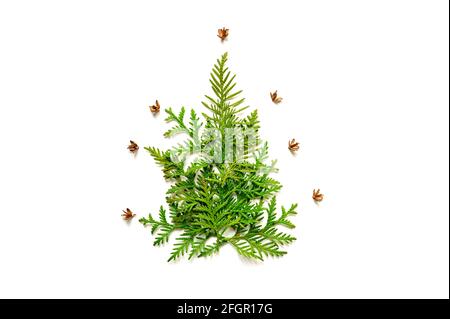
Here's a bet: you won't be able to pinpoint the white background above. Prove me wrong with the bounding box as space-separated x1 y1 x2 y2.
0 0 448 299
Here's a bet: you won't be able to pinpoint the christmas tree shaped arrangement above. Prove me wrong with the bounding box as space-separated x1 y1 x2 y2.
140 53 298 261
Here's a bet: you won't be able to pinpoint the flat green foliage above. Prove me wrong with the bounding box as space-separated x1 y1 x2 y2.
140 53 298 261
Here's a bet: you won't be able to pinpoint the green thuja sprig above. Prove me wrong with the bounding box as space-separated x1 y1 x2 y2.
139 53 298 261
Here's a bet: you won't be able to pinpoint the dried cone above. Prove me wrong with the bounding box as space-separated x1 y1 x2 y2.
150 100 160 113
127 140 139 153
288 139 300 152
312 189 324 202
270 90 283 104
217 27 229 41
122 208 136 220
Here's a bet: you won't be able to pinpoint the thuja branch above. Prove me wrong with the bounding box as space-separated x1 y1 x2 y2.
139 53 297 261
